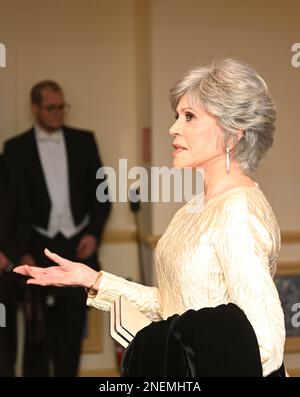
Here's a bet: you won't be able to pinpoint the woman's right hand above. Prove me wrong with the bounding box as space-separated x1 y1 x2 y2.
13 248 99 289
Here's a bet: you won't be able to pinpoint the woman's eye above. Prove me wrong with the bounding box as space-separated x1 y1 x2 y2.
174 113 179 120
185 112 195 121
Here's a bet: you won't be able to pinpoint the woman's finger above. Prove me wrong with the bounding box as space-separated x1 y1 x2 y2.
27 274 67 287
44 248 75 268
27 278 49 286
14 264 42 276
13 265 30 275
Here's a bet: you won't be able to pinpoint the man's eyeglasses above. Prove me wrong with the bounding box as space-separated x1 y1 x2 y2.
40 103 70 113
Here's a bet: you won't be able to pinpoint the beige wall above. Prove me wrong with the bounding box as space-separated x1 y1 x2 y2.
0 0 145 374
0 0 140 230
151 0 300 234
150 0 300 373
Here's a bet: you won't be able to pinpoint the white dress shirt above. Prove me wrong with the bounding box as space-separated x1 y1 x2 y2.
34 125 89 239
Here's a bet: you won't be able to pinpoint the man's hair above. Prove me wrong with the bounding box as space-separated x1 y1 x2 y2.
31 80 63 105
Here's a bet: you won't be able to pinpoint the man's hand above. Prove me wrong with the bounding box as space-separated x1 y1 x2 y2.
20 254 36 267
76 235 97 260
0 251 10 273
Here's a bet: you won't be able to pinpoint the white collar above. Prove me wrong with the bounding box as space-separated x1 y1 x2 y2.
35 125 63 142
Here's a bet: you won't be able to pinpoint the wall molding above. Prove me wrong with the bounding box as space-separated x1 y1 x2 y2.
141 234 160 249
102 230 300 276
276 262 300 276
287 368 300 377
281 231 300 244
285 337 300 353
103 229 300 248
102 230 159 248
103 230 137 244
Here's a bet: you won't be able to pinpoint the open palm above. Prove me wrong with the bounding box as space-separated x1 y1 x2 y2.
13 248 97 288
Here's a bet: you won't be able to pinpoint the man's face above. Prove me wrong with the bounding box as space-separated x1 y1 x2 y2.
32 88 66 132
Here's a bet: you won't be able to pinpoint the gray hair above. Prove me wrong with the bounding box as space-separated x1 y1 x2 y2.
170 58 276 173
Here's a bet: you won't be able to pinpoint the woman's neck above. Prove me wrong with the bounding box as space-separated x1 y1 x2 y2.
203 160 254 202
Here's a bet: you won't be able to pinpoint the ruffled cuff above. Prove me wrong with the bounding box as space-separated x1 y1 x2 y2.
86 270 163 321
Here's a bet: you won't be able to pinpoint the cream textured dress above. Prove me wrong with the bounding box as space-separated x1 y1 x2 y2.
87 183 285 376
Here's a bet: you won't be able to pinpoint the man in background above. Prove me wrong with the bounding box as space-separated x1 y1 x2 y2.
0 154 20 376
4 81 111 377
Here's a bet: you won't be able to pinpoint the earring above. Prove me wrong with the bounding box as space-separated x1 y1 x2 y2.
226 146 231 174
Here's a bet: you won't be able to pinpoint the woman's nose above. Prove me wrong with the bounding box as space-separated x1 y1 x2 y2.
169 120 182 137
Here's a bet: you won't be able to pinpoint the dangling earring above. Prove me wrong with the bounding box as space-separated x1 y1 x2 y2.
226 146 231 174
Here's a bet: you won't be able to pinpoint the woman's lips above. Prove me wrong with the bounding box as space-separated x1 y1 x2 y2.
172 144 187 156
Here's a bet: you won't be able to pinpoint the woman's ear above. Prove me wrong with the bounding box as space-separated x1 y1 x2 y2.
227 129 244 151
236 129 245 142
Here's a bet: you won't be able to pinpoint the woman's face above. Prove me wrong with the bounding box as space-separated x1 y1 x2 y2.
169 94 224 169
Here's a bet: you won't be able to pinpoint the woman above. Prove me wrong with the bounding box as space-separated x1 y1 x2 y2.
14 58 286 376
